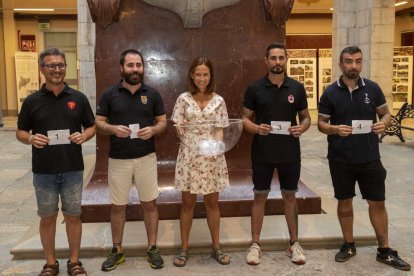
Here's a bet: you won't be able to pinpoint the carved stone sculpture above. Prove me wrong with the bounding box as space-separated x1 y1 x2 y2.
87 0 122 29
86 0 295 30
141 0 241 28
261 0 295 28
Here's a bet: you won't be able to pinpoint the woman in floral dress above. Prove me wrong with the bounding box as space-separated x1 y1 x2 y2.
171 57 231 266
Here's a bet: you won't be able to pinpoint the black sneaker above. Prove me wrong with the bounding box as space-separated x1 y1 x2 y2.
376 248 411 271
335 242 356 262
146 245 164 269
101 247 125 271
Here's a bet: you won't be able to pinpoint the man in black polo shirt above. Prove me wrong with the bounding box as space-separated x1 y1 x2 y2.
318 46 410 271
96 49 167 271
242 43 311 265
16 48 95 276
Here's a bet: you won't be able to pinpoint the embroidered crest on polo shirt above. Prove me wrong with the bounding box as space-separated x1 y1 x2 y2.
364 93 370 104
141 95 148 104
67 101 76 109
288 94 295 103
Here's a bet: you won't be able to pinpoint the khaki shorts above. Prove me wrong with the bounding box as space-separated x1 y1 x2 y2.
108 153 159 205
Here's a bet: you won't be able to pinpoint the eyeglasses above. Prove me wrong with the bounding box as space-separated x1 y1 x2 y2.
42 63 67 70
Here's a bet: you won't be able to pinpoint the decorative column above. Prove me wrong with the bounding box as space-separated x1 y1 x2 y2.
332 0 395 107
77 0 97 112
2 0 18 115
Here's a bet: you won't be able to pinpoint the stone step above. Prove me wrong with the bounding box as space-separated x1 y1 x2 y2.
80 170 321 222
10 213 376 259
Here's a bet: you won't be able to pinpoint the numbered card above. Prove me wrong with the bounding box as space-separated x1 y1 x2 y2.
129 123 140 139
270 121 291 135
352 120 372 134
47 129 70 145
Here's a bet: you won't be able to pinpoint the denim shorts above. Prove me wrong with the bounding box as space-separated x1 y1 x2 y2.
33 171 84 217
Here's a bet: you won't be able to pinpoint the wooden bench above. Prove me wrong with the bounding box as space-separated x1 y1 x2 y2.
380 103 414 142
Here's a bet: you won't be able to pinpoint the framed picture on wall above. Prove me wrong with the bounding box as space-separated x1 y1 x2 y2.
318 48 332 100
20 35 36 52
287 49 318 109
392 46 413 109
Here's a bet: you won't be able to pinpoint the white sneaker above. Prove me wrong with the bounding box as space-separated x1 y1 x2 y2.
286 241 306 265
246 243 261 265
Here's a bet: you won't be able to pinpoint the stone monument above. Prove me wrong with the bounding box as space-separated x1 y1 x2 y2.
81 0 321 222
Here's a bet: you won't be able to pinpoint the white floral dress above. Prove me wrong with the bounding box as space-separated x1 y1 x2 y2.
171 92 230 194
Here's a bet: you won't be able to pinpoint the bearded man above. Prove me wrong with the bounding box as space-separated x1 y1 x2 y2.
242 43 310 266
96 49 167 271
318 46 411 271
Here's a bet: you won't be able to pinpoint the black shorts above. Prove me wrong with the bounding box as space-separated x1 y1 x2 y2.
329 159 386 201
252 162 301 193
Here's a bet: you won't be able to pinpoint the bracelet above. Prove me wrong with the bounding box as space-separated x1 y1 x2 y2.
28 135 33 144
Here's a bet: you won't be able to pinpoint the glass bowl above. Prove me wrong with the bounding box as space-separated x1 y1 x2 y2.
174 119 243 156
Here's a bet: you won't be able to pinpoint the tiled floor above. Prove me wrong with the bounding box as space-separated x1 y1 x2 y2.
1 113 414 275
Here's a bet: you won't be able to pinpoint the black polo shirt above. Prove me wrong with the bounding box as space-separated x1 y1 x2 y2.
17 83 95 173
243 75 308 164
97 80 165 159
318 76 386 164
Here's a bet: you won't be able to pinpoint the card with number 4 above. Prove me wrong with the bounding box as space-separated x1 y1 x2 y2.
352 120 372 134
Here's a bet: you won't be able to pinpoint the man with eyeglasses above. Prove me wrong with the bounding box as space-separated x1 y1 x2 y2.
16 48 95 276
318 46 411 271
96 49 167 271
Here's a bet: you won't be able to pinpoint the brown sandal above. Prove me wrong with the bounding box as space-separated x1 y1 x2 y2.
173 250 189 267
211 248 231 265
67 260 88 276
39 260 59 276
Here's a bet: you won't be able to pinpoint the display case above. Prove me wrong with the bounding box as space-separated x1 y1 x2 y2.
318 48 332 100
287 49 317 109
392 46 413 109
15 51 39 113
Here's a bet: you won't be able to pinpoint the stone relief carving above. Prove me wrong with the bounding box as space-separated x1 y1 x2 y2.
141 0 241 28
261 0 295 28
86 0 122 29
86 0 295 30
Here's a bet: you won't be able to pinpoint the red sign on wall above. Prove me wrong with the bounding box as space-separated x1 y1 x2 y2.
20 35 36 52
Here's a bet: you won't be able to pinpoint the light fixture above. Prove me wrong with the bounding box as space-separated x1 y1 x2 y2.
13 8 55 12
395 1 408 7
329 7 333 11
298 0 320 5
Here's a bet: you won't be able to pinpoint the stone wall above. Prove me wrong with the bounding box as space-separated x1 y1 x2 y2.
332 0 395 106
78 0 96 112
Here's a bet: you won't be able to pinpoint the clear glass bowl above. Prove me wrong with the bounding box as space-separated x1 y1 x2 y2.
174 119 243 156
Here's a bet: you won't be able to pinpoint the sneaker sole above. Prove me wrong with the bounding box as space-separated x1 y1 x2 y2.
376 257 411 271
147 259 164 269
335 253 356 263
286 251 306 265
101 256 125 271
292 259 306 265
247 260 261 265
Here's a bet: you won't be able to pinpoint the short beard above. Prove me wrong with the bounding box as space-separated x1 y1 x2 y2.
123 72 143 85
345 71 359 79
271 66 285 75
